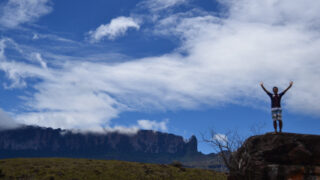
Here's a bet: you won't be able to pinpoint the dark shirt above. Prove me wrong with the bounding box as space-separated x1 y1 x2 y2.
267 92 284 108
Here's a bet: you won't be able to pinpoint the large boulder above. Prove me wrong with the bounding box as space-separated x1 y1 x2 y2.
228 133 320 180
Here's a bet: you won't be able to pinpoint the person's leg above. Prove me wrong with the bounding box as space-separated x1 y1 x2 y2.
273 120 277 133
272 110 277 133
278 120 283 133
278 109 283 133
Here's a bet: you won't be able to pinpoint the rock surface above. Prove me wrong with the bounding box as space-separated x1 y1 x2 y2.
228 132 320 180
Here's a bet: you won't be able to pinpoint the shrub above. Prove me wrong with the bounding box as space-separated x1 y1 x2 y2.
170 161 183 168
0 169 5 178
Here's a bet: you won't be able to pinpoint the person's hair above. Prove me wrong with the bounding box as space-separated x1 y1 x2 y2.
273 86 278 90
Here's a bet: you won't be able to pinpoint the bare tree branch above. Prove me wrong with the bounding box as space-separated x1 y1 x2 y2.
202 125 264 175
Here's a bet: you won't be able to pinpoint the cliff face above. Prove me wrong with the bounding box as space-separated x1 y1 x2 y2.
229 133 320 180
0 126 198 163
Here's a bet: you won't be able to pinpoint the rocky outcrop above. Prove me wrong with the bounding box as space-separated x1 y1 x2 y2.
228 133 320 180
0 126 198 163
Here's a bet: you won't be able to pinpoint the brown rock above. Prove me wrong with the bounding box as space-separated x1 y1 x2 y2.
229 132 320 180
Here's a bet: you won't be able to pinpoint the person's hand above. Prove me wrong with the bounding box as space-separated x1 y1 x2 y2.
260 82 263 86
289 81 293 86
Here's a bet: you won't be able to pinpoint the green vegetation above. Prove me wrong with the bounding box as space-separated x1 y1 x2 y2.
0 158 227 180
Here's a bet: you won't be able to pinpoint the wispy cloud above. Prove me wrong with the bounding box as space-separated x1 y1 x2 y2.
30 52 47 69
0 38 50 88
31 33 77 43
88 16 140 42
0 0 53 28
139 0 188 11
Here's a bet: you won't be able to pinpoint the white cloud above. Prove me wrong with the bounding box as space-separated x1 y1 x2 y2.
0 0 53 28
140 0 188 11
1 0 320 131
137 119 168 131
88 16 140 42
0 108 19 130
104 126 140 134
31 33 77 43
213 133 228 143
0 39 49 88
102 119 168 134
32 33 39 40
31 53 47 69
220 0 320 27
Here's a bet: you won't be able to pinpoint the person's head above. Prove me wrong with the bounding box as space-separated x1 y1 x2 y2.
273 86 278 94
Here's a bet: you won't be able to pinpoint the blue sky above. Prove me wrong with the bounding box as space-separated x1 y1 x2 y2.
0 0 320 154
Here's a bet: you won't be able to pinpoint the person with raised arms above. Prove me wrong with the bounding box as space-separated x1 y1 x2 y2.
260 81 293 133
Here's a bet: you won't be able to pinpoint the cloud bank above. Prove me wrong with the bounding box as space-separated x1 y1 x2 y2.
0 0 320 131
88 16 140 42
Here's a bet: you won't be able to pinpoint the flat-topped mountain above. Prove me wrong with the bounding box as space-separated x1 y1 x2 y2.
0 125 226 171
228 132 320 180
0 126 198 162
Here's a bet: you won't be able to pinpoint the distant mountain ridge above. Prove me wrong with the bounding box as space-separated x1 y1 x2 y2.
0 126 197 160
0 125 223 170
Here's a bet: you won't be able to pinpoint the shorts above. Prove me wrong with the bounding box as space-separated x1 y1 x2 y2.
271 108 282 121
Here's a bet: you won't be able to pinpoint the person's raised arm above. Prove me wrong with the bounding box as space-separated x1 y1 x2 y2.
281 81 293 95
260 82 271 95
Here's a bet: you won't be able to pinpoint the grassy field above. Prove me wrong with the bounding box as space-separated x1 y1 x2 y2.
0 158 227 180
